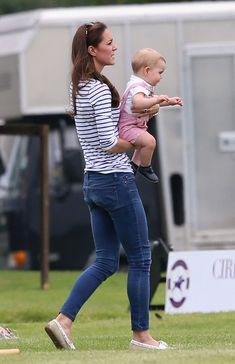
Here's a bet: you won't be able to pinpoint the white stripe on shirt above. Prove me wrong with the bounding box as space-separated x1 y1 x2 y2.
71 79 132 173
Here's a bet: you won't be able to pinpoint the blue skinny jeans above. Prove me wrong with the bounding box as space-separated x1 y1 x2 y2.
60 171 151 331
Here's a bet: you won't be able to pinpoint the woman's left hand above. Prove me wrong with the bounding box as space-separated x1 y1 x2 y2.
132 104 160 118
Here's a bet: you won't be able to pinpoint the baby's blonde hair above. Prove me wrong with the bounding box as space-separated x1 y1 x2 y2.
132 48 166 74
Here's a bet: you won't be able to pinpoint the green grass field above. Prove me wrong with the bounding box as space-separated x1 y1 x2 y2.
0 270 234 363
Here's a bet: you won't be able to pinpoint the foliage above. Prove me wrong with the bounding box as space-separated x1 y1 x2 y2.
0 0 173 16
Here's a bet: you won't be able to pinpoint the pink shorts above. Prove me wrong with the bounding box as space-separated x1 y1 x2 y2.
119 125 147 144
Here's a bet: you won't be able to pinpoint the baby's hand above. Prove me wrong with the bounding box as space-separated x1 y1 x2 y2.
168 97 183 106
155 94 170 104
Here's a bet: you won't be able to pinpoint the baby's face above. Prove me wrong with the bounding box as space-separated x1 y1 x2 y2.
146 59 166 86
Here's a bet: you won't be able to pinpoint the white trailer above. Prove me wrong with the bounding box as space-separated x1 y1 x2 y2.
0 2 235 252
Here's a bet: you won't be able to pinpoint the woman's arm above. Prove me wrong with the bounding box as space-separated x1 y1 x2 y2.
132 103 160 118
107 138 134 154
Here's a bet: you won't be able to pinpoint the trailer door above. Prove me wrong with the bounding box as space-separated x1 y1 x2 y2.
183 43 235 246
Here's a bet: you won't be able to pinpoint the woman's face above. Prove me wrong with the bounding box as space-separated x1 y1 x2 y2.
90 28 117 72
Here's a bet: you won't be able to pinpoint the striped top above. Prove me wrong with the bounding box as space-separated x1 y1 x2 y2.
72 78 132 174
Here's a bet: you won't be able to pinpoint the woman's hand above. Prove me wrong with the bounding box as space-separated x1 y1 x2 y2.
107 138 134 154
131 104 160 118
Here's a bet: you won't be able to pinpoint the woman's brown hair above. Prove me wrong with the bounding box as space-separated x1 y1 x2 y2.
71 21 120 115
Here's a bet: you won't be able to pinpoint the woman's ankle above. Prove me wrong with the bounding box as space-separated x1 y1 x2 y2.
56 313 72 331
133 329 152 342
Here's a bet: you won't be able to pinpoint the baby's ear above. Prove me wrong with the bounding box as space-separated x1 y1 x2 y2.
144 66 150 75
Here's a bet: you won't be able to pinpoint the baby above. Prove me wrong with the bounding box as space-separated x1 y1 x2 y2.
119 48 183 182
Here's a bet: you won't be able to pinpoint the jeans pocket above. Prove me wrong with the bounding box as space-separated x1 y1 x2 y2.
94 186 118 209
84 185 118 210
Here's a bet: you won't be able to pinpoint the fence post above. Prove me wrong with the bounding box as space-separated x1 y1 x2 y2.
40 124 49 290
0 123 50 289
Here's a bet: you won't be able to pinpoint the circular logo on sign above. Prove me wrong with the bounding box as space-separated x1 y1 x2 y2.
167 259 190 308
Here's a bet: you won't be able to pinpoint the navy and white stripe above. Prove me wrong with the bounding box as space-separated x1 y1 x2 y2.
71 79 132 173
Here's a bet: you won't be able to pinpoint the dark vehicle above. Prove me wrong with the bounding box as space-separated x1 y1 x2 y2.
0 117 167 273
0 117 93 269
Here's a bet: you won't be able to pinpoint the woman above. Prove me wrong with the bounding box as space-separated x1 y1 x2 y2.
45 21 168 351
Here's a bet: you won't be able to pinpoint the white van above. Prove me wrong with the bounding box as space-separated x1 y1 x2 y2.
0 2 234 267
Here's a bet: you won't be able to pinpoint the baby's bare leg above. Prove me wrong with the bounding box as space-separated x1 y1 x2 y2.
132 131 156 167
131 150 141 166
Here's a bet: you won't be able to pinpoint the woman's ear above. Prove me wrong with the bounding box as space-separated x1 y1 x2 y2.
88 46 96 57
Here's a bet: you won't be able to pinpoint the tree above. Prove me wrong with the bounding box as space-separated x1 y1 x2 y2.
0 0 165 15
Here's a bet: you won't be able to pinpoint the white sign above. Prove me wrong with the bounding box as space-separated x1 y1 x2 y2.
165 250 235 314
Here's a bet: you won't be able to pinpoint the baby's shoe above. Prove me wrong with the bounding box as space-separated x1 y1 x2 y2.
138 165 159 183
